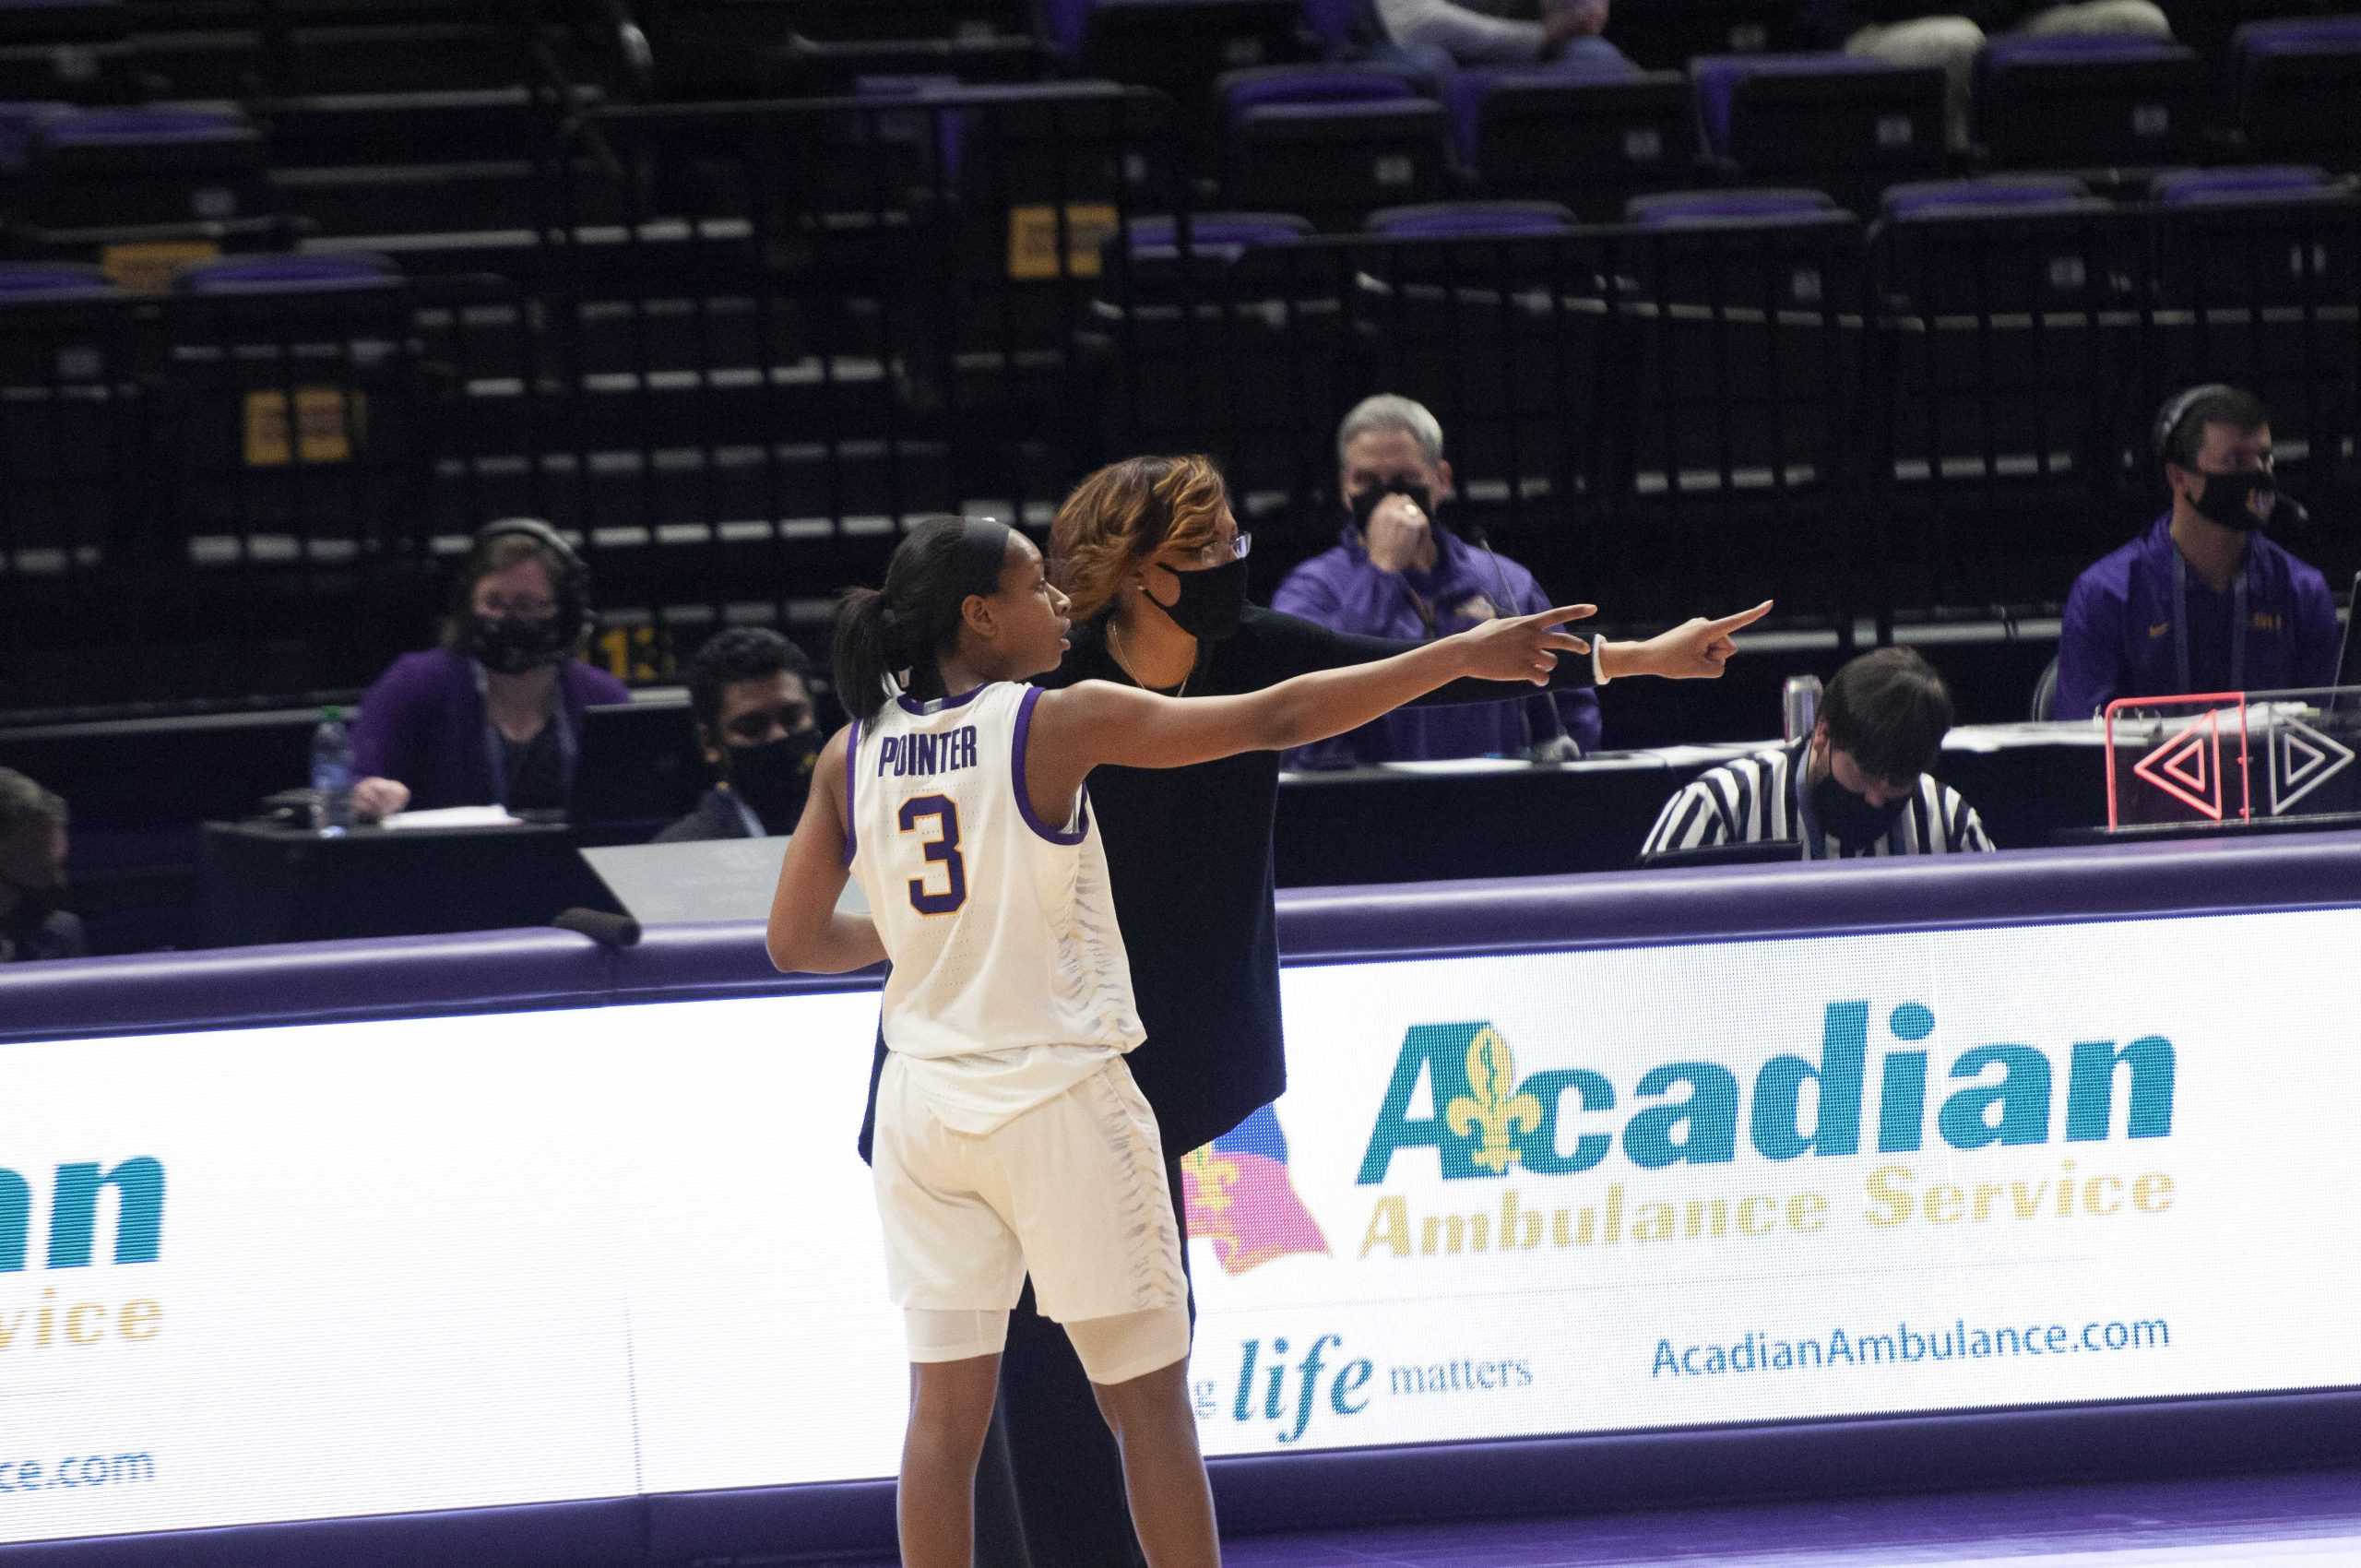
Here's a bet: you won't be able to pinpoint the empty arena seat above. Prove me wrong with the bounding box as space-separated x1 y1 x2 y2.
1626 187 1837 226
1880 173 2096 220
1299 0 1368 55
1367 200 1572 238
1611 0 1795 71
1691 53 1945 201
172 252 398 294
2234 17 2361 162
1453 69 1696 220
0 0 126 100
1060 0 1307 111
1121 209 1312 261
1221 73 1451 228
0 257 110 300
2149 164 2337 205
26 105 266 231
1974 35 2203 168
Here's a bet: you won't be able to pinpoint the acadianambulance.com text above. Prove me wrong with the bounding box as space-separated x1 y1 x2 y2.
1653 1313 2170 1379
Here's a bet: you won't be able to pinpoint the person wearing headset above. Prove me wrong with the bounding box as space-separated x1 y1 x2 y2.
2054 385 2341 722
348 519 630 820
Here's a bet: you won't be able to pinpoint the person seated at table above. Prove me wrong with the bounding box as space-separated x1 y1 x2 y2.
2054 385 2340 722
656 628 824 843
1641 647 1994 861
1272 394 1603 766
0 768 84 963
350 519 629 820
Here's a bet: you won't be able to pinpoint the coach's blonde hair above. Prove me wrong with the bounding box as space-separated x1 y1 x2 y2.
1050 455 1229 623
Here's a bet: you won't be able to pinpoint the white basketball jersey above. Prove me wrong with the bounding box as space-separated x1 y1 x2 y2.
846 682 1145 1134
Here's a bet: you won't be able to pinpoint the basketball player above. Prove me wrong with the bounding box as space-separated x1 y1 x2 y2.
764 515 1591 1568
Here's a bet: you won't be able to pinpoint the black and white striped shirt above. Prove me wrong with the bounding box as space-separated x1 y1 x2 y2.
1641 742 1994 861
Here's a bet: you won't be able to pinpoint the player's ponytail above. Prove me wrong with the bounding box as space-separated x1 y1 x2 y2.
832 516 1012 721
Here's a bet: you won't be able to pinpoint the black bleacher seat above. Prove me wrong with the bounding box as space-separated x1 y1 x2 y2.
1610 0 1796 72
1449 66 1697 222
1612 188 1865 619
1351 204 1605 530
1052 0 1308 114
2234 16 2361 166
2147 175 2361 531
0 261 136 583
1974 35 2203 170
0 0 130 101
1217 67 1450 228
1691 53 1946 211
1867 189 2150 607
21 102 267 231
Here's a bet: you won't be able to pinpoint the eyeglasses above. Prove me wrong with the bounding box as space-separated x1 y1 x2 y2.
1180 531 1252 570
725 706 812 742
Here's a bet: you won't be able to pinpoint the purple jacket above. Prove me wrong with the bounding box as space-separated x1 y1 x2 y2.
1271 525 1603 764
2055 515 2340 722
350 648 631 811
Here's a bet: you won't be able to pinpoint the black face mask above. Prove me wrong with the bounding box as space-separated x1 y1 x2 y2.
725 729 822 833
468 613 572 674
1810 771 1908 852
2188 470 2277 533
2 875 65 936
1348 479 1435 530
1147 555 1249 642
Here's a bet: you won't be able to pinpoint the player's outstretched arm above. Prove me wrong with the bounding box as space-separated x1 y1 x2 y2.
1024 604 1596 808
765 725 888 975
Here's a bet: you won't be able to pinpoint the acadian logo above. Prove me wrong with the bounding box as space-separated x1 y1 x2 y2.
1358 1004 2175 1184
1353 1007 2180 1261
0 1158 168 1353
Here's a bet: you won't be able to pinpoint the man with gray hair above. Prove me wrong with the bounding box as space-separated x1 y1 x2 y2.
1272 393 1603 764
0 768 83 963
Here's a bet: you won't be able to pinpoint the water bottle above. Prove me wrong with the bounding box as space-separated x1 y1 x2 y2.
1782 675 1822 744
310 706 355 835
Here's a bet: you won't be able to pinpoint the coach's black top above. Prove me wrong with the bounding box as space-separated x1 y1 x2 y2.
857 603 1598 1161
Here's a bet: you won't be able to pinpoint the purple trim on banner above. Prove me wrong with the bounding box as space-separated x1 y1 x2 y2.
1011 685 1088 846
0 1495 641 1568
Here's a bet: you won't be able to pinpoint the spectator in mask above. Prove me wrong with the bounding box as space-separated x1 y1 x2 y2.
2055 386 2340 722
1641 647 1993 861
350 519 629 818
1272 393 1602 765
657 628 824 842
0 768 84 963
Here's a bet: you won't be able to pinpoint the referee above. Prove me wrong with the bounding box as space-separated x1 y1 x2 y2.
1642 647 1994 861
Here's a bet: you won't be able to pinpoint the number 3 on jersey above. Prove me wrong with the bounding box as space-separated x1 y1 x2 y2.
897 794 967 915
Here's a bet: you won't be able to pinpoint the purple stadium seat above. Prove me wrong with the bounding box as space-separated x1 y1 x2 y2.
1221 64 1418 115
1880 174 2094 220
0 259 113 300
172 254 397 294
1224 89 1453 228
1975 34 2201 166
1626 187 1836 227
0 97 65 167
2150 165 2335 205
1071 0 1307 113
1450 68 1697 219
27 104 266 230
1367 200 1572 238
1041 0 1089 56
1691 53 1945 201
2234 17 2361 161
1441 63 1631 163
1123 211 1311 261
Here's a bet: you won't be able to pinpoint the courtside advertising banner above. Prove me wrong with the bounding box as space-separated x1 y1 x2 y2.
5 909 2358 1542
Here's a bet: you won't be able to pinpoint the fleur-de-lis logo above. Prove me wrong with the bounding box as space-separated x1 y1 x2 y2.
1444 1027 1543 1173
1181 1146 1242 1214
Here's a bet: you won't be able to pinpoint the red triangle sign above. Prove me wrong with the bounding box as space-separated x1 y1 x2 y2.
2133 710 2225 820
